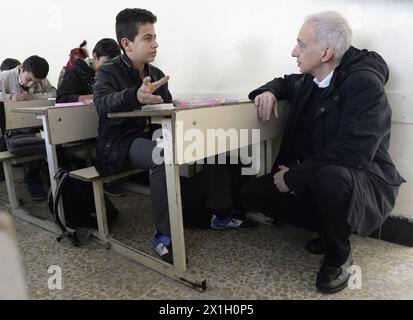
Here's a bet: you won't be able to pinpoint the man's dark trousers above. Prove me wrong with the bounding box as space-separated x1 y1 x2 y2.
242 165 353 266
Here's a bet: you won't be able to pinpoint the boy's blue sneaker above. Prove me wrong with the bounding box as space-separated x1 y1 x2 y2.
210 215 257 230
153 233 173 264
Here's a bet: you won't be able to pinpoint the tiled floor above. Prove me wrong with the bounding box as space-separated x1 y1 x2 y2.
1 167 412 300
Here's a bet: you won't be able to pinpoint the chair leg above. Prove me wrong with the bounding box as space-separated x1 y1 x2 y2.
3 161 19 213
92 180 109 241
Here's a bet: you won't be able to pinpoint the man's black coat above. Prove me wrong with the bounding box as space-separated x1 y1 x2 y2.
249 46 406 236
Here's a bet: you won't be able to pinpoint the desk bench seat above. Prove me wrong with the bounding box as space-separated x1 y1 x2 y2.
70 166 143 184
0 140 96 211
69 166 144 240
0 150 45 165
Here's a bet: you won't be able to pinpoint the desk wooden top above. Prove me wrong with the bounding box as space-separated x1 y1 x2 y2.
108 101 254 119
10 106 50 114
11 102 254 118
108 109 175 118
11 104 95 115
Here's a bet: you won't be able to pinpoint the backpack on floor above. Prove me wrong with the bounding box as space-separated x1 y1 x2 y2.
180 174 212 229
48 151 118 246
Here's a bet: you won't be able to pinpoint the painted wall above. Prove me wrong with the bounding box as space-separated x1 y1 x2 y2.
1 0 412 96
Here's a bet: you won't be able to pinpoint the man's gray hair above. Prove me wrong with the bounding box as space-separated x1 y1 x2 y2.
305 11 353 63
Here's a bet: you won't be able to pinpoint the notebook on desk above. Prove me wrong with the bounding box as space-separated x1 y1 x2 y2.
141 103 175 111
140 98 251 111
174 98 251 108
54 99 94 107
174 98 224 107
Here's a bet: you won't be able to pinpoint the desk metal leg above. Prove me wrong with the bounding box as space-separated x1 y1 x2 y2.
92 180 109 240
3 161 18 211
162 119 187 274
39 114 65 226
165 164 186 272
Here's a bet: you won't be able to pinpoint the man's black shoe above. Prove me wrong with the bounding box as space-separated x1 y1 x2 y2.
305 237 325 255
28 183 47 201
316 251 353 294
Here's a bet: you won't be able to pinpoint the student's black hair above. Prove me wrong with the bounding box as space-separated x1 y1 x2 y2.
22 55 49 79
93 38 121 59
0 58 21 71
116 8 157 53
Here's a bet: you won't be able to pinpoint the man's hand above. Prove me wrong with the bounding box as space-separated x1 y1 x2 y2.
12 93 32 101
137 75 170 105
273 165 290 193
254 91 278 121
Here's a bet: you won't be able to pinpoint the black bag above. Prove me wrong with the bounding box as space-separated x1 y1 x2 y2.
181 174 212 229
48 152 118 246
180 163 253 229
5 132 45 156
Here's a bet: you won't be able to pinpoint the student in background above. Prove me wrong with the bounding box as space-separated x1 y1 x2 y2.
94 8 255 264
57 38 120 103
0 58 21 72
0 55 56 200
57 38 124 197
58 40 89 88
0 58 21 181
0 55 56 101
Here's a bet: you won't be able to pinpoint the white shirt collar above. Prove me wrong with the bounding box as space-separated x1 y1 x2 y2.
313 69 335 88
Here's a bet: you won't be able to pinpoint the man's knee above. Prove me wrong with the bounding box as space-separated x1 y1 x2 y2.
241 174 274 209
309 165 352 199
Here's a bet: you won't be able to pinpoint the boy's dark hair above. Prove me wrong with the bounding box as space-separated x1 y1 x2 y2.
22 55 49 79
116 8 157 53
93 38 121 59
0 58 21 71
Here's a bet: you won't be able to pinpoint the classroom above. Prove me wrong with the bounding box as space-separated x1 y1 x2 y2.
0 0 412 302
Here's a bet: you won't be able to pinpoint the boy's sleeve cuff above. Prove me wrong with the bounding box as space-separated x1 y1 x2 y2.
124 86 140 108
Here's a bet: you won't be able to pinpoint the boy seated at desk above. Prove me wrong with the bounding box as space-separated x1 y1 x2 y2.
0 55 56 101
0 56 56 200
0 58 21 72
93 8 256 264
57 40 89 88
56 38 120 103
0 58 21 182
